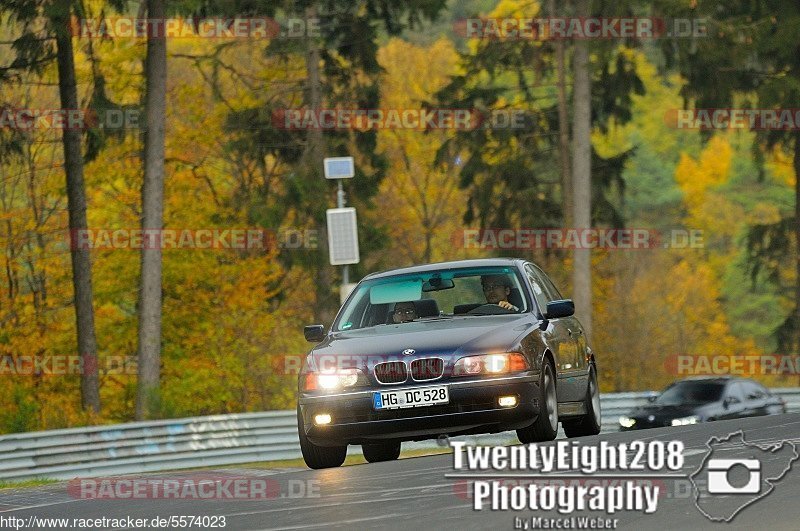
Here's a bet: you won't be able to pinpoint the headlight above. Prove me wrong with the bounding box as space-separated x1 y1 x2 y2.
671 415 700 426
453 353 528 376
303 368 362 391
619 416 636 428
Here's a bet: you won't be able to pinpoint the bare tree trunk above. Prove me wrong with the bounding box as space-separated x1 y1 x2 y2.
304 6 337 327
136 0 167 420
571 0 592 340
794 131 800 386
53 0 100 413
549 0 573 227
424 229 432 263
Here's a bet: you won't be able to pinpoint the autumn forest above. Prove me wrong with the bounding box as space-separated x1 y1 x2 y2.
1 0 800 433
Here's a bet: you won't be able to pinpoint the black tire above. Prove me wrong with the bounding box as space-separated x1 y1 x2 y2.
297 406 347 469
362 441 401 463
517 358 559 443
563 363 602 438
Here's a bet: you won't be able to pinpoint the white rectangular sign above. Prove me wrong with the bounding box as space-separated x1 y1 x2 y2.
326 208 360 265
323 157 355 179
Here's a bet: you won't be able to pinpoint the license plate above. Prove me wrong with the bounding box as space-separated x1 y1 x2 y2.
373 385 449 410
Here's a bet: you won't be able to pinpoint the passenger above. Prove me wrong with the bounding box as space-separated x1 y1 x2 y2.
392 301 418 323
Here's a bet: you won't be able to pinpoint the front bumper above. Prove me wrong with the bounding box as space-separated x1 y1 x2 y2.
298 373 540 445
618 417 676 431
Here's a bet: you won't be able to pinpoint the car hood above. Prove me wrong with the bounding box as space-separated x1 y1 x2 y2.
309 315 535 364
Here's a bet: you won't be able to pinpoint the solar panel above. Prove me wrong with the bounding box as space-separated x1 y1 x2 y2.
326 207 360 265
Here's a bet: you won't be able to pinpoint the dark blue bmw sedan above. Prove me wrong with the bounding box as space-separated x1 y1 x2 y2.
297 258 601 468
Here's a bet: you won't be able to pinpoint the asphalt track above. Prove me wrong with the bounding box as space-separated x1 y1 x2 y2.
2 413 800 531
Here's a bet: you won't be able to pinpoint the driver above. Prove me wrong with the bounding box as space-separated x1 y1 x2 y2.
392 301 418 323
480 274 519 311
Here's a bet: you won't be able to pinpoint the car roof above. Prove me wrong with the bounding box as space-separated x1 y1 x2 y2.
362 258 528 281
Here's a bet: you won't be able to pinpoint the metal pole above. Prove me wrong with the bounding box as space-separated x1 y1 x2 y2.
337 180 349 285
336 179 344 208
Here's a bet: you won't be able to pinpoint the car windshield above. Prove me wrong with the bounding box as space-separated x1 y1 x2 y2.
333 266 529 331
655 382 725 405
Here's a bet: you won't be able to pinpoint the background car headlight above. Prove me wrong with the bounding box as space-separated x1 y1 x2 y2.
671 415 700 426
303 369 362 391
453 353 528 376
619 416 636 428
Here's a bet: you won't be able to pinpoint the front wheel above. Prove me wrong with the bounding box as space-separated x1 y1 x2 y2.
517 358 558 443
362 441 401 463
297 406 347 469
563 364 602 437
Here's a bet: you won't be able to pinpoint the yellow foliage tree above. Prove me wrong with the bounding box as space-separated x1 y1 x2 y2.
370 38 470 266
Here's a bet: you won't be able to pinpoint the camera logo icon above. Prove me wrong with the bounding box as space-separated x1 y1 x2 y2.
707 458 761 494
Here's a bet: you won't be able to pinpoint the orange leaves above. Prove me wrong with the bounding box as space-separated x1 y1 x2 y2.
674 136 739 239
0 28 317 432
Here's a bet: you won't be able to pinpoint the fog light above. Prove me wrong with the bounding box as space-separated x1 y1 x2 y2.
314 413 332 425
498 396 518 408
671 415 699 426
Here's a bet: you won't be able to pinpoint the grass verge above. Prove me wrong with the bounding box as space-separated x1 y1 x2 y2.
0 478 58 490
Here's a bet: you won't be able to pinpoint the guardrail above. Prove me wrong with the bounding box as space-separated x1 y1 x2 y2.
2 389 798 481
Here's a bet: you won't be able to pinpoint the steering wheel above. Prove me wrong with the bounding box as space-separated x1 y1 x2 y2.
466 303 517 315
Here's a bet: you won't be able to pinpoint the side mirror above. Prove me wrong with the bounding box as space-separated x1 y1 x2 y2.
304 324 326 343
647 394 658 403
545 299 575 319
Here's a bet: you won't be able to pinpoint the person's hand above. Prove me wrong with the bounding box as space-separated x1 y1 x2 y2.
497 301 518 311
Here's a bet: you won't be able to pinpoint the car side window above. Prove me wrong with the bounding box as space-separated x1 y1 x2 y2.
532 264 564 301
524 265 549 314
